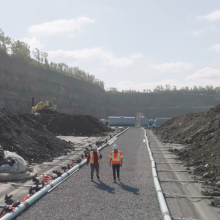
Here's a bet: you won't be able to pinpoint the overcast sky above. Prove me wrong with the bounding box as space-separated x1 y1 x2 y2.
1 0 220 91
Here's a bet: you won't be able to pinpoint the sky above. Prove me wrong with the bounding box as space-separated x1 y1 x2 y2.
1 0 220 91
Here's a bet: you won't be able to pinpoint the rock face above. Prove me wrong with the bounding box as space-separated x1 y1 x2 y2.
0 51 107 118
156 104 220 186
0 51 219 119
0 109 112 163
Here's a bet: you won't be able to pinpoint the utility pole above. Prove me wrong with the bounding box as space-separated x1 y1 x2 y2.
135 97 140 127
136 97 139 113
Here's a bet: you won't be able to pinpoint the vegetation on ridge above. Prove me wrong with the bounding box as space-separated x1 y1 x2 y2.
0 29 104 89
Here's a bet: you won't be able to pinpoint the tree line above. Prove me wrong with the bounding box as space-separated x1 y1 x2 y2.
108 84 220 95
0 29 104 89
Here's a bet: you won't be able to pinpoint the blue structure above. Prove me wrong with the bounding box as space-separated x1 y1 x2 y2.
148 119 154 127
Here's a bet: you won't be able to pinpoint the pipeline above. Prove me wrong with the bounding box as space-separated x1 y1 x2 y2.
143 128 172 220
159 178 205 183
0 127 129 220
154 158 177 159
157 170 188 173
156 162 183 164
172 217 199 220
164 192 220 199
152 152 173 154
143 129 202 220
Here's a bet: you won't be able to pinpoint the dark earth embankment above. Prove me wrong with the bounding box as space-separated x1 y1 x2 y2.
28 113 112 136
156 104 220 207
0 109 112 163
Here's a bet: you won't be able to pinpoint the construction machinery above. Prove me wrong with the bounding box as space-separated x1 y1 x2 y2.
30 101 57 114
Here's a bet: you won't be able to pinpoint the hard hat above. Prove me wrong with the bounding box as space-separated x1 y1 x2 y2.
112 144 118 150
92 145 98 150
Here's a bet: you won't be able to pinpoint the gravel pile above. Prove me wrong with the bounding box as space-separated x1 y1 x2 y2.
17 128 162 220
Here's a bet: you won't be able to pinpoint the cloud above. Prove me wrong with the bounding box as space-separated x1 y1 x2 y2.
191 28 206 37
191 25 218 37
150 62 193 72
28 17 95 35
185 68 220 81
209 44 220 53
197 10 220 21
48 47 142 67
21 37 44 51
129 53 144 60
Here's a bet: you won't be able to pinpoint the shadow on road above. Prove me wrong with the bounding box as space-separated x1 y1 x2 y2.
116 182 140 195
93 180 115 194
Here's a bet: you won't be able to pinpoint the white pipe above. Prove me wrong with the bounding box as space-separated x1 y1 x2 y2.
172 217 199 220
152 161 156 168
143 128 171 220
152 168 158 178
1 128 129 220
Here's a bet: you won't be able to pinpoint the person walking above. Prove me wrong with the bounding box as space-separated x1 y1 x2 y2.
87 145 102 181
109 144 124 183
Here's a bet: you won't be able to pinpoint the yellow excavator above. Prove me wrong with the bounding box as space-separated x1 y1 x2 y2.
30 101 57 114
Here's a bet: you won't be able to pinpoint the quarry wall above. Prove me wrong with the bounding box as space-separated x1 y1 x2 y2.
0 52 219 119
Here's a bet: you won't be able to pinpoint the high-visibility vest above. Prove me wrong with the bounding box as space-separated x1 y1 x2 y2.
90 151 101 164
109 150 123 164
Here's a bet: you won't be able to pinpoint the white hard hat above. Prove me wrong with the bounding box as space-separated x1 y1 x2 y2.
112 144 118 150
92 145 98 150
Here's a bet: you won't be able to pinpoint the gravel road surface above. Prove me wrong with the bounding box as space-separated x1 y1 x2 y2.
16 128 162 220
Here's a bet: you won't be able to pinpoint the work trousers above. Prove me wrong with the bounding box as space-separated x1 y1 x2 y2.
112 164 120 180
90 164 99 179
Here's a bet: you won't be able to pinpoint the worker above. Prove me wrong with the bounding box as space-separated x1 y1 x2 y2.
109 144 124 183
87 145 102 181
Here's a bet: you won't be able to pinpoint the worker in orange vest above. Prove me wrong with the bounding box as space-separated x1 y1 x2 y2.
87 145 102 181
109 144 124 183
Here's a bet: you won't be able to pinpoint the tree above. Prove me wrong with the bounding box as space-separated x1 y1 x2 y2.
33 48 40 62
109 87 118 93
0 29 11 53
11 40 30 61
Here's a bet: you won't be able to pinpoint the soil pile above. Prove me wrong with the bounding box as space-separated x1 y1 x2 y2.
156 104 220 188
28 113 112 136
0 109 74 163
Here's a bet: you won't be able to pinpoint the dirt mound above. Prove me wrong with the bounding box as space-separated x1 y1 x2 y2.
0 109 74 163
156 104 220 189
28 113 112 136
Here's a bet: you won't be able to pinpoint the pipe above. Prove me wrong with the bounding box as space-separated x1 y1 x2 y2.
159 178 205 183
156 162 183 164
172 217 199 220
154 158 177 159
157 170 188 173
1 127 129 220
143 128 172 220
164 192 220 199
152 153 173 154
48 168 79 193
